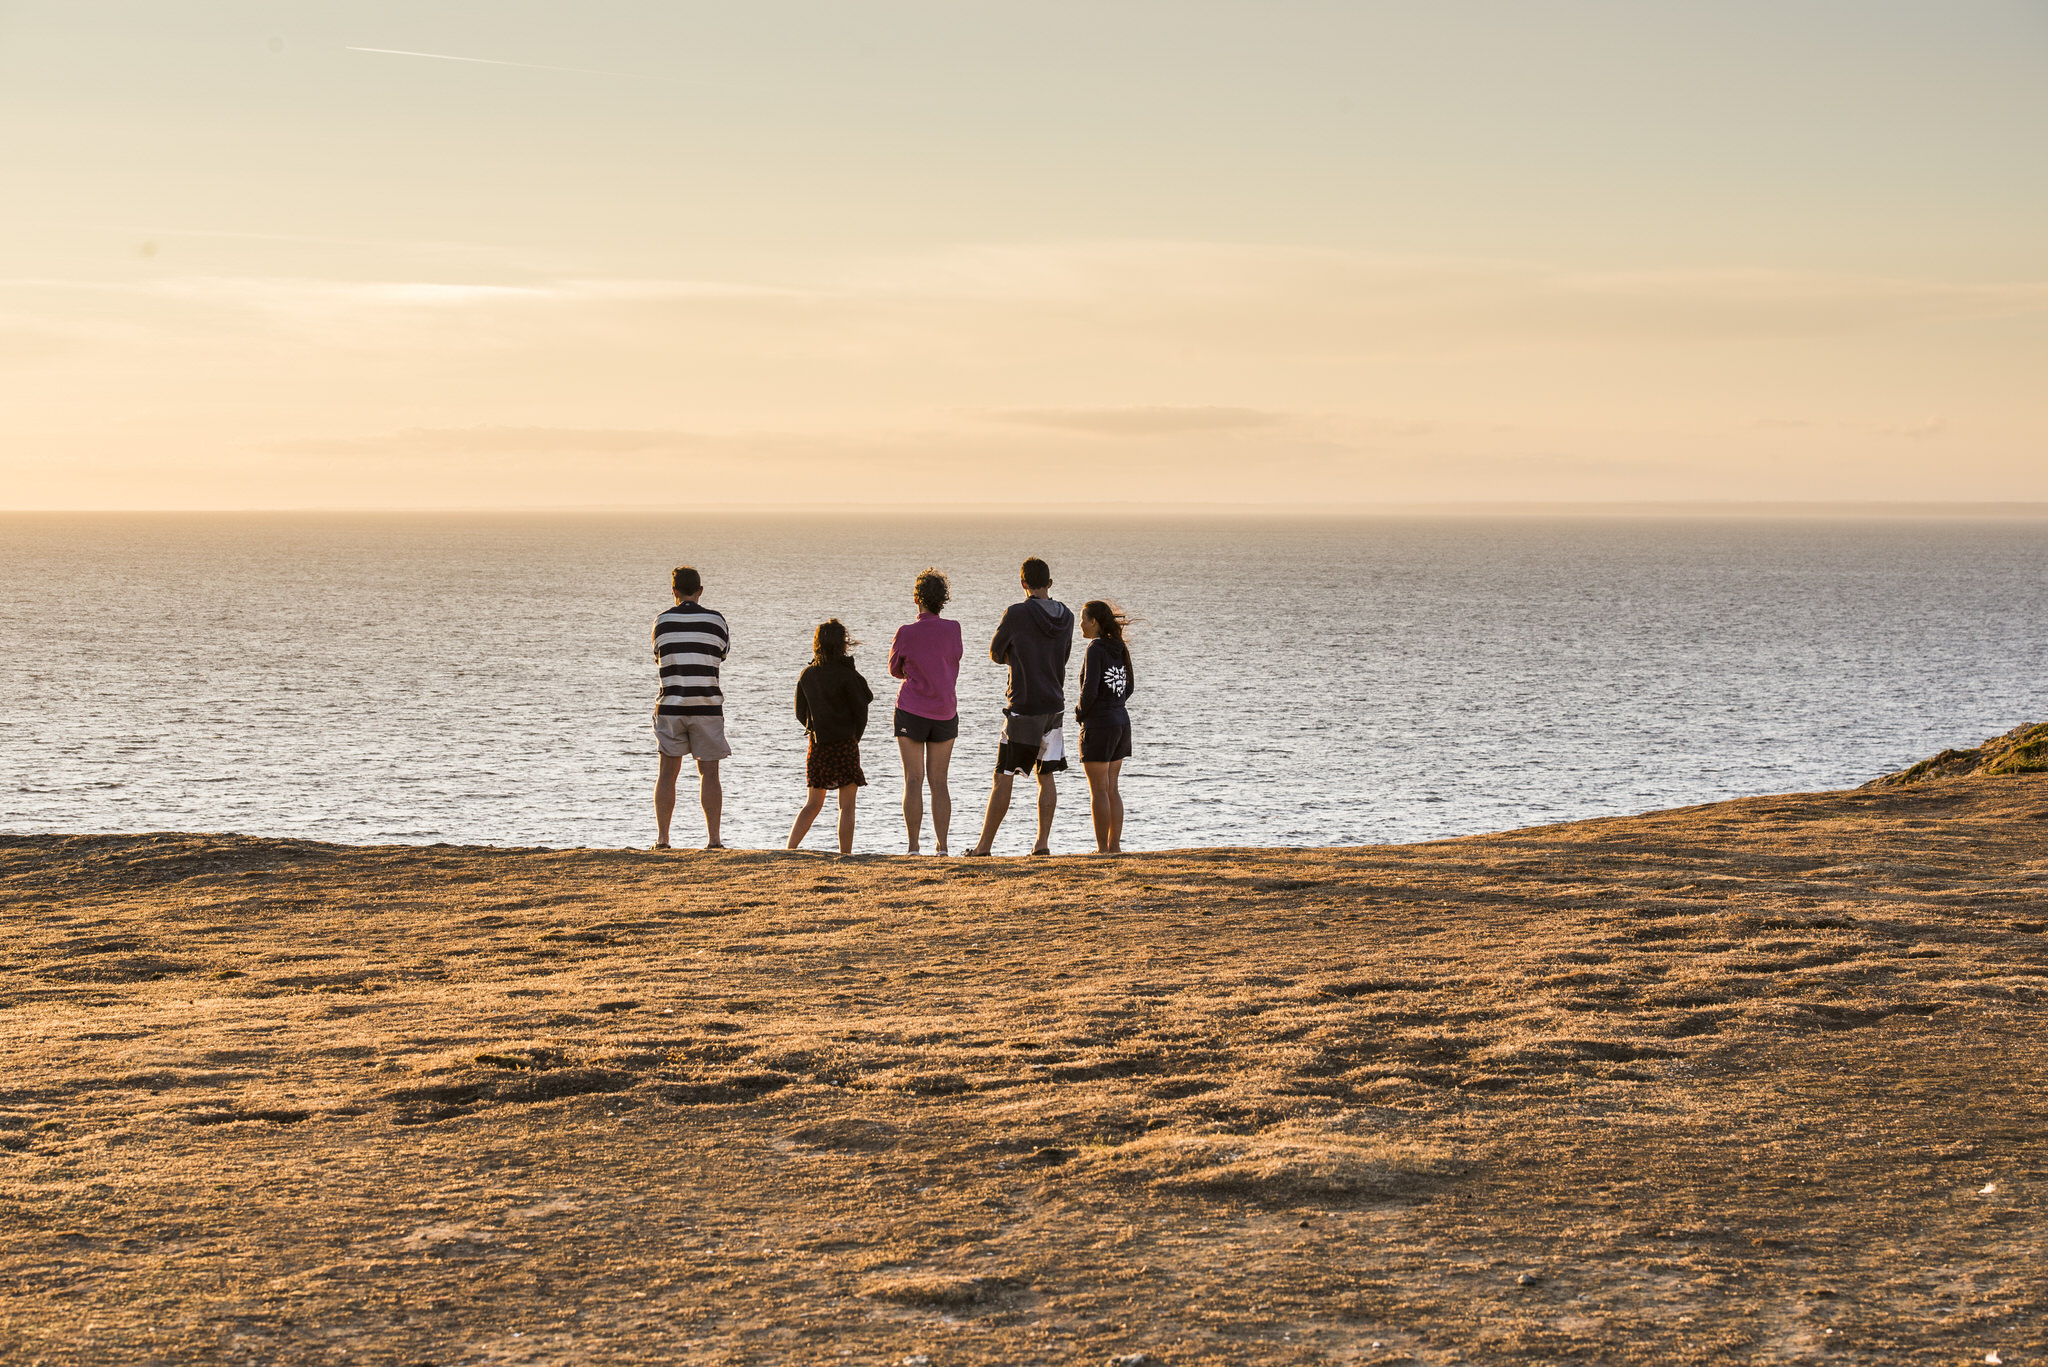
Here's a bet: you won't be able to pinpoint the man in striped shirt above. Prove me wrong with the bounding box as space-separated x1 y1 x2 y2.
653 565 731 849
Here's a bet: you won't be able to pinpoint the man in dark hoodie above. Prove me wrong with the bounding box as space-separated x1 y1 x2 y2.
966 556 1075 856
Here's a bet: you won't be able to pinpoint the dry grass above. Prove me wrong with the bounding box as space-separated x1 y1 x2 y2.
1870 721 2048 785
2 767 2046 1364
1087 1126 1455 1198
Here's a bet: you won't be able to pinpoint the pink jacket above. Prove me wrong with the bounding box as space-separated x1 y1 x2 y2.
889 613 963 721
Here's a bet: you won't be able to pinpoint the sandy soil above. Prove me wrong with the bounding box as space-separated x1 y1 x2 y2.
3 770 2046 1366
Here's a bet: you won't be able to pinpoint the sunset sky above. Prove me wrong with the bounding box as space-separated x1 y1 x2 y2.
3 2 2044 509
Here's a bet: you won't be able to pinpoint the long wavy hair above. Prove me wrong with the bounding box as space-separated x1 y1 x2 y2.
812 618 858 666
1081 600 1131 667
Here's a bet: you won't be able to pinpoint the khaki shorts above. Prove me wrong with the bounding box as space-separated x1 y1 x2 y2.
654 713 732 760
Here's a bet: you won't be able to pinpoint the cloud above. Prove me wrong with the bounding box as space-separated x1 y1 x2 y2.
14 247 2044 348
1874 417 1947 439
9 242 2044 508
982 406 1287 437
269 426 706 458
342 45 649 79
0 325 73 365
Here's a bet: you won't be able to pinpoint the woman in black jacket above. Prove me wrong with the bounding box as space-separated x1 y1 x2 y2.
787 619 874 853
1075 600 1135 854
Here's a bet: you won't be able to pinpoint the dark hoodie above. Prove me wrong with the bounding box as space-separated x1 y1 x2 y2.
989 596 1075 716
794 657 873 744
1075 637 1135 725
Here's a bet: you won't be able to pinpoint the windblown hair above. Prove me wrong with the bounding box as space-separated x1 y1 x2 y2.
1082 599 1131 667
671 565 703 598
812 618 858 666
1020 556 1052 591
913 568 950 614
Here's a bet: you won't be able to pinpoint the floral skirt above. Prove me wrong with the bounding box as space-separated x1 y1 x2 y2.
805 738 867 791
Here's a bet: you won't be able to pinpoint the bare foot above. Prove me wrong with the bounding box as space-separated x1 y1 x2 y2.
652 842 671 851
963 847 990 858
705 842 726 851
1030 846 1051 857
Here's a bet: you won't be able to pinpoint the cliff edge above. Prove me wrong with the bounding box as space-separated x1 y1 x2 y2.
1865 719 2048 787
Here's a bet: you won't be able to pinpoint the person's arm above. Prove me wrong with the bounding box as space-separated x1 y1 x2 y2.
1076 642 1101 719
794 672 811 728
888 627 908 680
852 670 872 734
1123 648 1136 701
989 607 1013 665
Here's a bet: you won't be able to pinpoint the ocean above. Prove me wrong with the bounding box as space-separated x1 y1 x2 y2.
3 513 2044 854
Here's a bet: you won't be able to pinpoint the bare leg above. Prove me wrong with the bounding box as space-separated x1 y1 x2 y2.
926 738 955 854
1083 760 1114 853
897 736 926 853
654 752 683 848
698 759 724 849
836 784 858 855
1032 769 1057 855
968 771 1015 856
787 788 826 849
1107 759 1124 853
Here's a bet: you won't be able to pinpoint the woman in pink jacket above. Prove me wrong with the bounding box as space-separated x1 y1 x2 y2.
888 568 964 854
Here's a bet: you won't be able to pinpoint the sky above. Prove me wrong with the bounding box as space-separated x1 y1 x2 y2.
2 1 2045 509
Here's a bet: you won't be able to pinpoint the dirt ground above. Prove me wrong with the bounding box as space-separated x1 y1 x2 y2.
2 771 2045 1366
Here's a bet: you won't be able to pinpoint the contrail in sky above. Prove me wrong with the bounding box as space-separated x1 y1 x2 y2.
344 46 647 78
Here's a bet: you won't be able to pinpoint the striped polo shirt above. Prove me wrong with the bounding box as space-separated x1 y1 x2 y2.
653 602 730 717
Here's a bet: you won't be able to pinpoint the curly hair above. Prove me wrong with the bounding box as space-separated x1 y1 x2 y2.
913 568 950 614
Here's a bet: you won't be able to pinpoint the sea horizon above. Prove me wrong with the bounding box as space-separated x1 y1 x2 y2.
8 501 2048 518
6 511 2044 854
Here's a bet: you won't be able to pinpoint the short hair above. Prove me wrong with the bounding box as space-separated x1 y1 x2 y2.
913 567 950 614
1020 556 1052 590
671 565 702 598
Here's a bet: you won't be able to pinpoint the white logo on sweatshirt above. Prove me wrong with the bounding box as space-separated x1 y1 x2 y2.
1103 664 1128 698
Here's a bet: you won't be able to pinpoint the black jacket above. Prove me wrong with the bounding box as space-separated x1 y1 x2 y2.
794 658 872 743
1075 637 1135 724
989 596 1074 716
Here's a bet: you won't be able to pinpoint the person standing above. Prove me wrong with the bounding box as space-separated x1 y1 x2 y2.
652 565 730 850
787 619 874 854
1076 599 1136 855
966 557 1075 857
889 568 964 855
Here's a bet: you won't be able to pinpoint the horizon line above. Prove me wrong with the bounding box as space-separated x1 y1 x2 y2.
6 500 2048 519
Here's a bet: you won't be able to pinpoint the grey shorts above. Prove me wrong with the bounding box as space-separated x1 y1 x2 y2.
654 713 732 760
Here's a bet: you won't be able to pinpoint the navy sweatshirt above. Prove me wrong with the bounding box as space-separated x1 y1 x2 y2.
989 596 1075 716
1075 638 1135 725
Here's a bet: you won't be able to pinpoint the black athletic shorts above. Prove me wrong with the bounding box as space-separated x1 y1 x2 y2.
893 708 959 744
995 738 1068 776
1079 720 1132 764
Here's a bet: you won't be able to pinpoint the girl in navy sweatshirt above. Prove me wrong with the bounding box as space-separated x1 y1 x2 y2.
1075 600 1136 854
